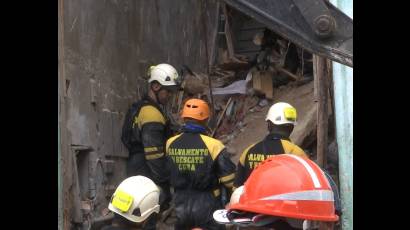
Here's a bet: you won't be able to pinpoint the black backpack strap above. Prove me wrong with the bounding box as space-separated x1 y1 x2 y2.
121 100 147 151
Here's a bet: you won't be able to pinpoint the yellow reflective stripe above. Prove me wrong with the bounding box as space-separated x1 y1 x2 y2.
200 134 225 160
239 143 256 166
225 181 234 188
166 134 183 154
136 105 166 129
213 188 221 197
281 140 308 158
111 190 134 212
145 152 164 160
220 173 235 183
144 147 159 153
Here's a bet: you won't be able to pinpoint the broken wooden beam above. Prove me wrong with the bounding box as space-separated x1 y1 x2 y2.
252 71 274 99
276 66 301 81
177 81 186 113
212 97 233 137
314 55 329 169
222 3 235 60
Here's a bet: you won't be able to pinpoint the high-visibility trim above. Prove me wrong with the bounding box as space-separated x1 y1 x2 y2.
260 190 334 201
286 154 321 188
111 190 134 212
200 134 225 160
136 105 166 129
213 189 221 197
145 152 164 160
220 173 235 183
144 147 159 153
166 134 182 153
281 139 307 158
224 181 234 188
239 143 256 166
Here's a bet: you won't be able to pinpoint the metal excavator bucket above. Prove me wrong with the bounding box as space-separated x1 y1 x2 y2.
224 0 353 67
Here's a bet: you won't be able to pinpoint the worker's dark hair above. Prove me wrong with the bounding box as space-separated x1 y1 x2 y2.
149 80 161 88
267 120 294 137
184 117 209 126
112 213 137 227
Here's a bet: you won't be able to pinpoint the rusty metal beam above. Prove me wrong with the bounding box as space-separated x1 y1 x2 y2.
224 0 353 67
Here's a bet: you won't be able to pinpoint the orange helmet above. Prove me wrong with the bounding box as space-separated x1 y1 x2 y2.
228 154 339 222
181 98 210 121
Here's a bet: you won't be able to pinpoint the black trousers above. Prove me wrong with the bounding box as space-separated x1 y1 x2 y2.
173 190 225 230
127 153 172 211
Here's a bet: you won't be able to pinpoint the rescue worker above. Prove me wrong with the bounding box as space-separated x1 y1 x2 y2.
121 63 180 220
165 98 236 230
102 176 161 230
213 154 341 230
233 102 308 189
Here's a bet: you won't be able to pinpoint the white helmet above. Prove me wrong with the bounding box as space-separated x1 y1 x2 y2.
265 102 297 125
230 186 244 205
108 176 160 223
148 63 180 86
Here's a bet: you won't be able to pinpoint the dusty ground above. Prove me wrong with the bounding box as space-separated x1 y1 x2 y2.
226 80 315 163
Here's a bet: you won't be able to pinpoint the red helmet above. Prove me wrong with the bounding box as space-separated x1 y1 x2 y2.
228 154 339 222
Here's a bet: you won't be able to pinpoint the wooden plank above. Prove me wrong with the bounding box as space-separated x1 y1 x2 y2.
314 55 329 169
276 66 301 81
252 71 274 99
208 1 220 68
177 81 186 114
222 3 235 60
212 97 233 137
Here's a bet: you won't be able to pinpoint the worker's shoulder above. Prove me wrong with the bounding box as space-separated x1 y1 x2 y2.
166 133 183 150
248 140 266 153
137 104 166 126
281 139 307 157
280 139 300 149
199 134 225 147
239 142 259 165
199 134 225 160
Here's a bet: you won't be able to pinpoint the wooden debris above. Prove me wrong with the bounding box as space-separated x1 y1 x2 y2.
252 71 274 99
177 81 186 113
183 73 208 95
314 55 329 168
222 3 235 60
276 66 301 81
81 200 92 211
212 97 233 137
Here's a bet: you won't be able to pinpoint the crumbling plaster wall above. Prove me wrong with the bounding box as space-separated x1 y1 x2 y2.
58 0 219 228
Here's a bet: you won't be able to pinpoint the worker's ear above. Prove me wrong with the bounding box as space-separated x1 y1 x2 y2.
150 81 162 92
267 121 273 132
